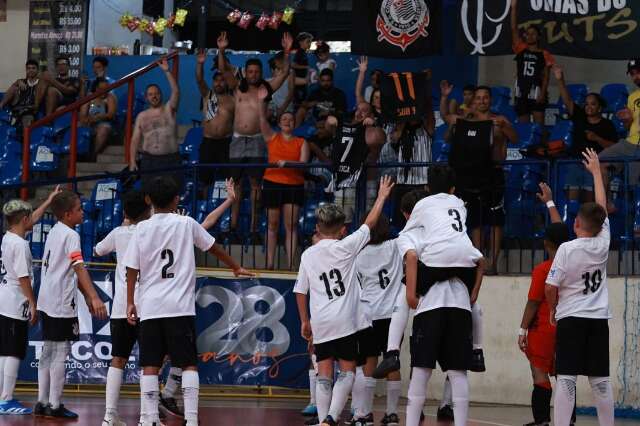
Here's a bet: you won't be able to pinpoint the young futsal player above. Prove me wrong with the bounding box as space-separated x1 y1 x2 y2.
123 176 252 426
546 148 614 426
352 213 404 426
400 165 485 426
294 176 393 426
518 182 569 426
0 187 60 415
36 190 109 418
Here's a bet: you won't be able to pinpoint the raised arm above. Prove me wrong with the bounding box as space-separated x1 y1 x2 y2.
268 33 293 92
201 179 235 230
440 80 459 126
217 32 238 90
552 64 574 116
355 56 368 105
257 85 275 141
158 59 179 112
582 148 607 213
31 185 61 224
511 0 520 48
364 176 394 229
208 244 254 277
129 115 142 171
195 49 210 98
276 72 295 117
537 182 562 224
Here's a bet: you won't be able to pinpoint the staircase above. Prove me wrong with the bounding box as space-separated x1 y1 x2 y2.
76 145 127 197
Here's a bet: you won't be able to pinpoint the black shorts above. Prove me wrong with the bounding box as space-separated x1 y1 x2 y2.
459 187 504 230
262 179 305 208
556 317 609 377
139 316 198 369
356 319 393 365
229 157 265 181
515 97 547 116
481 168 506 227
40 311 79 342
110 319 139 359
314 332 358 363
199 136 231 184
410 308 472 371
0 314 29 359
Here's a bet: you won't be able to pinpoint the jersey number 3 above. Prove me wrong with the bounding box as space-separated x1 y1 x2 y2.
161 249 175 279
448 209 463 232
320 269 345 300
582 269 602 295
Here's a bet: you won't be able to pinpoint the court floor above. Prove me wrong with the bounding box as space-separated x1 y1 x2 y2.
2 395 639 425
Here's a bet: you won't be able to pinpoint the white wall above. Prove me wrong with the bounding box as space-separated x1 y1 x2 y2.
0 0 29 91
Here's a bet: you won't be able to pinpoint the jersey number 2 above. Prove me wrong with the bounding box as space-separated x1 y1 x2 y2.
582 269 602 295
161 249 175 279
320 269 345 300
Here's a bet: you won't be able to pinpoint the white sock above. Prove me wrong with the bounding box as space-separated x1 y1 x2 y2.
363 376 377 416
181 370 199 425
1 357 20 401
352 367 365 416
37 341 53 403
406 367 432 426
49 341 69 409
309 369 317 405
387 290 410 352
386 380 402 415
471 304 483 350
138 371 146 424
589 376 614 426
440 375 452 408
141 375 160 423
448 370 469 426
554 375 577 426
0 357 5 399
162 367 182 399
105 367 123 418
328 371 355 420
316 376 332 423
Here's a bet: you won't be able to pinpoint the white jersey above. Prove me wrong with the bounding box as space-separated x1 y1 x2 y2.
397 228 478 315
122 213 215 321
293 225 370 344
0 231 33 321
401 193 479 267
38 222 83 318
356 239 404 321
94 225 138 319
546 218 611 321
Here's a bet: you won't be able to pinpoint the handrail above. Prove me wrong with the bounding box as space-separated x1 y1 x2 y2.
20 51 180 200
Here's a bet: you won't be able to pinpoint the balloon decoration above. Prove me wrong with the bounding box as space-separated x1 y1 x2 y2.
217 1 302 31
119 9 188 36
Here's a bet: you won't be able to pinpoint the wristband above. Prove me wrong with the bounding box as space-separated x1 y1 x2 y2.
518 328 527 336
546 201 555 209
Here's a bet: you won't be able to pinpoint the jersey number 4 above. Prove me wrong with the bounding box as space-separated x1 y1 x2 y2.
582 269 603 295
320 269 345 300
161 249 175 279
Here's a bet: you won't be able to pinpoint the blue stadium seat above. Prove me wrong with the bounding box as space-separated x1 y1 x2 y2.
0 127 22 184
30 127 58 172
557 84 588 114
57 127 91 155
91 179 122 239
28 217 54 259
600 83 629 113
206 181 232 232
0 109 11 125
180 126 203 164
548 120 574 152
491 86 511 111
512 122 544 154
53 113 72 136
79 218 96 261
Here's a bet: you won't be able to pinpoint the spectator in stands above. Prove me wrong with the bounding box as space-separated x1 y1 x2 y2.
267 52 294 123
355 56 382 119
92 56 114 85
311 41 336 84
0 59 46 128
443 84 476 116
295 69 347 128
129 59 182 191
196 49 234 192
217 31 293 242
511 0 554 125
442 83 518 275
42 56 80 115
258 85 310 269
364 69 383 105
553 65 618 203
292 32 313 108
599 59 640 211
79 77 117 158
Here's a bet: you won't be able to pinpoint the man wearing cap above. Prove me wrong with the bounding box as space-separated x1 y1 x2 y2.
195 49 234 191
598 59 640 210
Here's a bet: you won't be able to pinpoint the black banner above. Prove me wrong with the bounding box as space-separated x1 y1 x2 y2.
456 0 639 59
351 0 442 59
28 1 87 78
380 71 429 123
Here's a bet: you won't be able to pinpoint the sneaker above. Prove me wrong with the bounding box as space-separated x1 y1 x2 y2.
33 402 48 416
0 399 32 415
372 350 400 379
102 415 127 426
321 415 338 426
437 405 454 422
353 413 373 426
44 403 79 419
304 416 320 426
380 413 400 426
470 348 486 372
301 403 318 416
159 395 184 417
523 423 549 426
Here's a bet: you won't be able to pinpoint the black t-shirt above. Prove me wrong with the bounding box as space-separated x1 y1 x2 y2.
305 87 347 121
449 119 494 190
569 105 619 157
293 49 309 79
56 76 80 104
514 49 546 100
332 122 368 188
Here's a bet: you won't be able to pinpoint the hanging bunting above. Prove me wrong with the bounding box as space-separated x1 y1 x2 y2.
213 1 302 30
118 8 188 36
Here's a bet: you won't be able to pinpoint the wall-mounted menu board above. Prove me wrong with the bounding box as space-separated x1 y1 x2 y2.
28 1 87 77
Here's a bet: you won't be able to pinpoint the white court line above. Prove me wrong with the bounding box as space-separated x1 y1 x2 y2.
423 413 512 426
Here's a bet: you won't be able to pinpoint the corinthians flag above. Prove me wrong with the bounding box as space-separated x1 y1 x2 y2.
351 0 442 58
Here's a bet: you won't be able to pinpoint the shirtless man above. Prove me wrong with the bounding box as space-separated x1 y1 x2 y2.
217 31 293 238
129 59 182 191
196 49 234 191
441 81 518 274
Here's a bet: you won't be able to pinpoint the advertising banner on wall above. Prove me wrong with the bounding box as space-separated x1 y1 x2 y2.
19 267 309 389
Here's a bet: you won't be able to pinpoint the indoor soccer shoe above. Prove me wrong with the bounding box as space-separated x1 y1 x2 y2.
33 402 48 416
301 403 318 416
304 416 320 425
353 413 373 426
0 399 32 415
470 348 486 372
372 350 400 379
380 413 400 425
102 415 127 426
44 403 79 418
437 405 455 422
321 415 338 426
160 395 184 417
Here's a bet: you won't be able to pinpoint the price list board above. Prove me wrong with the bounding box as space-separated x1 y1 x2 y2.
28 1 87 78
